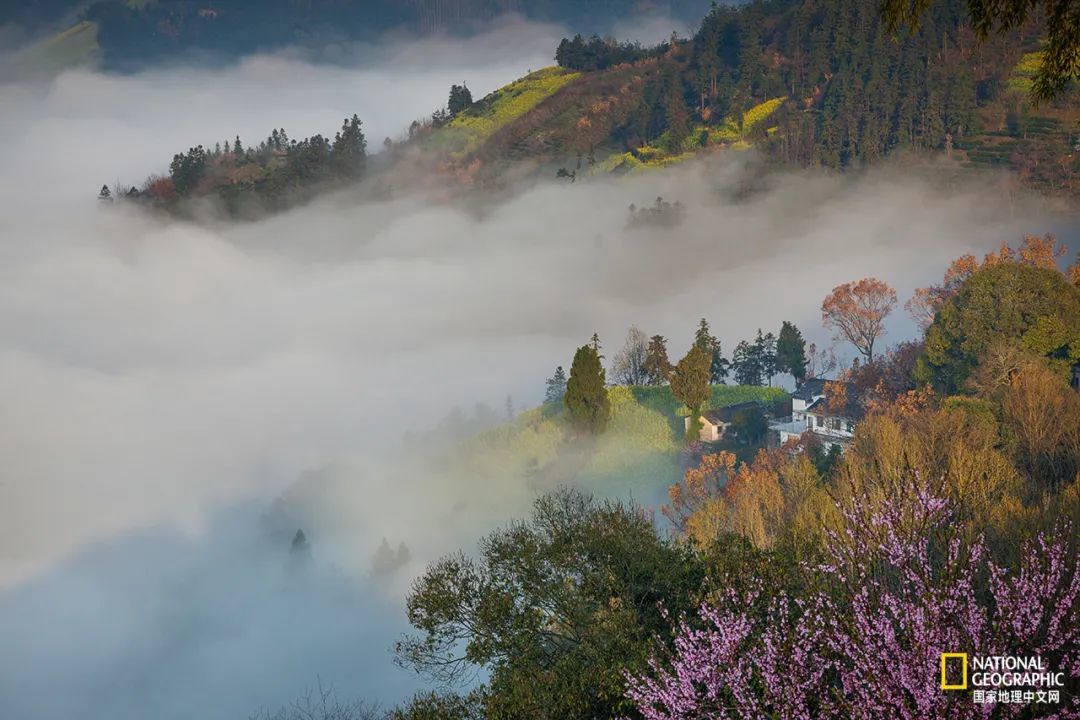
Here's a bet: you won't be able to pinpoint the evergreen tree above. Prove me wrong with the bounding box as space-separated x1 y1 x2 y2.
694 318 727 384
732 339 763 386
98 184 112 202
775 321 808 385
643 335 674 385
544 366 568 404
664 70 691 151
331 114 367 178
671 344 712 442
755 329 778 386
448 84 473 116
590 333 603 356
169 145 207 196
234 135 244 156
564 345 611 435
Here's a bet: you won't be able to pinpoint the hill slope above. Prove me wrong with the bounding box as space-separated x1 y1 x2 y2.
410 0 1079 196
451 385 788 507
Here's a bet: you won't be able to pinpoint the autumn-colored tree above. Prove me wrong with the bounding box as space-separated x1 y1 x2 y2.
1069 253 1080 287
908 235 1068 331
663 451 736 533
720 449 786 548
1000 362 1080 491
845 341 923 413
821 278 897 363
823 381 849 414
835 403 1029 555
906 254 979 329
671 344 712 442
669 448 836 553
1016 233 1067 268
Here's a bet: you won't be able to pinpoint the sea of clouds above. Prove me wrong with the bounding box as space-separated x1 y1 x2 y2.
0 17 1077 719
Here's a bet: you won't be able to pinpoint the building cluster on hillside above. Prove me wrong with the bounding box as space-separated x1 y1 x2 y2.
686 378 858 452
768 378 857 452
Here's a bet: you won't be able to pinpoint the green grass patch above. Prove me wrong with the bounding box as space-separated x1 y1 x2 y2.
448 384 788 504
430 67 580 159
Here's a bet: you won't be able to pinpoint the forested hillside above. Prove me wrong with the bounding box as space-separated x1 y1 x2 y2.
450 0 1078 193
115 0 1079 214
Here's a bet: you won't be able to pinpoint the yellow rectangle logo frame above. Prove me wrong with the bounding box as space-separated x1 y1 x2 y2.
940 653 968 690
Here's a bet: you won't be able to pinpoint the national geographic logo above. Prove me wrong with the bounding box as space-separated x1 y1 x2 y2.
940 653 1064 706
941 653 968 690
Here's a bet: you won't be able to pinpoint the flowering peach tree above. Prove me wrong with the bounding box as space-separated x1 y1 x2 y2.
625 482 1079 719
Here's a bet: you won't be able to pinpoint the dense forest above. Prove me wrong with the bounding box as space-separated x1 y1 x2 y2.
554 0 1078 183
112 114 368 215
111 0 1079 213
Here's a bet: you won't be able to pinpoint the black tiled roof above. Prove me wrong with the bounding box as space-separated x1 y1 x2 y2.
701 401 759 424
792 378 829 401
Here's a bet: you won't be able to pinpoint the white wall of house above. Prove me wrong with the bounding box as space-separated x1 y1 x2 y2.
684 416 722 442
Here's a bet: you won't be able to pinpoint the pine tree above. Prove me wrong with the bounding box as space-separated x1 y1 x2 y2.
694 318 727 384
732 339 763 386
643 335 674 385
545 366 568 404
775 321 808 385
448 83 474 116
564 345 610 435
664 70 691 151
755 329 777 386
331 114 367 178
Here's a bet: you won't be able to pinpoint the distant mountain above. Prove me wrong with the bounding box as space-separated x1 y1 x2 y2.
4 0 716 71
112 0 1080 216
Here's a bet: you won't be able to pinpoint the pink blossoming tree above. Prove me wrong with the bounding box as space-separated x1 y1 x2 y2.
625 480 1079 719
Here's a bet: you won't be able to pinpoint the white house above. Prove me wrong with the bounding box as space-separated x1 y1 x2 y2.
768 378 855 450
685 401 760 442
804 396 857 451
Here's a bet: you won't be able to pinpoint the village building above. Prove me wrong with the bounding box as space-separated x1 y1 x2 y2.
768 378 857 451
684 401 761 443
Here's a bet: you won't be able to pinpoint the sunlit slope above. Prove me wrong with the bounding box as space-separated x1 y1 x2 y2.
6 20 100 76
450 385 788 506
423 62 790 174
426 67 581 159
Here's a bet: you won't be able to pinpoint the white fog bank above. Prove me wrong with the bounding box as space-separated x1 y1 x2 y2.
0 39 1077 720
